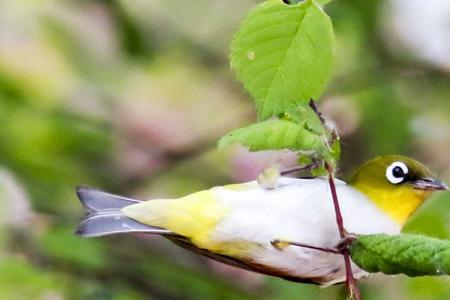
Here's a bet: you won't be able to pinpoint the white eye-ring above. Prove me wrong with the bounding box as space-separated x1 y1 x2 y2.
386 161 409 184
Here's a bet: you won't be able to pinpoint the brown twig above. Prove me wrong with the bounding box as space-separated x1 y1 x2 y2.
309 98 339 145
326 165 345 238
326 164 362 300
309 99 326 124
310 97 362 300
280 162 317 176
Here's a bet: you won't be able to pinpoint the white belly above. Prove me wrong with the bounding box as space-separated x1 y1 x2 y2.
211 177 400 284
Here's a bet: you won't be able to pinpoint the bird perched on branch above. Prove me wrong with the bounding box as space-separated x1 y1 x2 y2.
75 155 447 286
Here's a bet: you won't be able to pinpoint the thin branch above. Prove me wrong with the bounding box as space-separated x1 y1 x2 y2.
309 98 339 145
326 166 345 239
343 249 361 300
327 165 362 300
309 99 326 124
310 97 362 300
280 163 316 176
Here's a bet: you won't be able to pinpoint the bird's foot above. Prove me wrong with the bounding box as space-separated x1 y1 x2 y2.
335 232 358 253
271 239 340 254
271 233 358 255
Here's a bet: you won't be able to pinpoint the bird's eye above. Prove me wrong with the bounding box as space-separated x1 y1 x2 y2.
386 161 409 184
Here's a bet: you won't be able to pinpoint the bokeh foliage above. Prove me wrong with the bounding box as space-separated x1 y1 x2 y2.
1 1 450 299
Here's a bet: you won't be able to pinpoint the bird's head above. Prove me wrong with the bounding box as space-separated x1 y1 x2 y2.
349 155 448 226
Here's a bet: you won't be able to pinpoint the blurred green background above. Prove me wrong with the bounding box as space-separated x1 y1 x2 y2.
1 0 450 299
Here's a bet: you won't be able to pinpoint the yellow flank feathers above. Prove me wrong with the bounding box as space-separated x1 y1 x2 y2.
122 190 229 250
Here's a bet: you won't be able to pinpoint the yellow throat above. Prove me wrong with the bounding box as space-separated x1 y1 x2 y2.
350 180 431 225
349 155 438 226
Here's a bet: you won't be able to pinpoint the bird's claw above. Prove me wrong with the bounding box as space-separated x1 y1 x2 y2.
271 232 358 255
271 239 289 251
335 232 357 252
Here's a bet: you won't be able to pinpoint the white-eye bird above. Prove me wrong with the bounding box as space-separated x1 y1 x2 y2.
75 155 447 285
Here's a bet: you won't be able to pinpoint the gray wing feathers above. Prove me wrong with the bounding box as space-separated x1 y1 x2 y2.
75 186 172 237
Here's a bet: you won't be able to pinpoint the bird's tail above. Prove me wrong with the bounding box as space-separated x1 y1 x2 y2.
75 186 172 237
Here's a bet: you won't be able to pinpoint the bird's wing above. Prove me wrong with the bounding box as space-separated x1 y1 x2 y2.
165 235 331 285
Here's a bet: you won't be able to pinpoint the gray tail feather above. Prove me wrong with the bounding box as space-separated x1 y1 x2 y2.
75 186 172 237
76 186 141 212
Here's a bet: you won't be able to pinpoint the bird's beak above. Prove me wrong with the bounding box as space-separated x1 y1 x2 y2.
412 177 448 191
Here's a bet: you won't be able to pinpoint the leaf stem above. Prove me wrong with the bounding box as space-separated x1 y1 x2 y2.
280 162 316 176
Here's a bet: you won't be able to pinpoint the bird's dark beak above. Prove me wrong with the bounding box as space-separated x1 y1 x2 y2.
412 177 448 191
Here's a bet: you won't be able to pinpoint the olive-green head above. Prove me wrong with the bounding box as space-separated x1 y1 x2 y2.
349 155 447 225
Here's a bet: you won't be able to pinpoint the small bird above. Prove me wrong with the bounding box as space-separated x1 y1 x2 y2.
75 155 447 285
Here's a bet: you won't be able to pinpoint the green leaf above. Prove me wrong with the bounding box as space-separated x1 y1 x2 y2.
218 119 331 159
329 139 340 162
231 0 334 120
314 0 333 5
283 105 326 136
350 234 450 276
287 0 332 5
